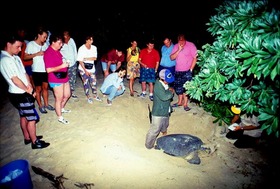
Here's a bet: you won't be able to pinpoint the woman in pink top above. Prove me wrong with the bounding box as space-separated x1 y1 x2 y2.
44 33 71 124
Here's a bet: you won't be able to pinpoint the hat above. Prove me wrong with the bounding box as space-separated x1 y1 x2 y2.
159 69 175 83
231 105 241 114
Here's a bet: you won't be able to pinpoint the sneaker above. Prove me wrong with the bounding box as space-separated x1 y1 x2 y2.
45 105 55 111
24 135 43 145
93 96 102 102
87 98 93 104
39 107 47 114
149 95 154 101
107 99 112 106
138 93 146 98
71 93 78 98
58 117 69 124
31 139 50 149
61 108 71 113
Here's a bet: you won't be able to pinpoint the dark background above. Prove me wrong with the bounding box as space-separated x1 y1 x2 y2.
2 1 279 55
2 0 225 54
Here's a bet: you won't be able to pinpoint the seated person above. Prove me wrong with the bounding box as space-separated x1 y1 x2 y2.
100 68 126 105
226 105 263 148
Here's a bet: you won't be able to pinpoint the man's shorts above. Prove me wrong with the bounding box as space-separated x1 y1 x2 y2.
9 92 39 122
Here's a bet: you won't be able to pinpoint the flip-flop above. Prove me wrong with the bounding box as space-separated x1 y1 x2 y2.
172 103 182 108
184 106 191 111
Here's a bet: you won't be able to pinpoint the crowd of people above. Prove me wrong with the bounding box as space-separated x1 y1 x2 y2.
1 26 264 151
0 25 203 150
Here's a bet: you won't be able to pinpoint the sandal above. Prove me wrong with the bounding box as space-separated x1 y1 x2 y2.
172 103 182 108
45 105 55 111
184 106 191 111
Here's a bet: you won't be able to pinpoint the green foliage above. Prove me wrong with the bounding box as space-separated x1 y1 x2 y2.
184 0 280 137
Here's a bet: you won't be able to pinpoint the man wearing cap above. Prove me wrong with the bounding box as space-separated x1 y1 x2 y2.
226 105 263 148
145 69 175 149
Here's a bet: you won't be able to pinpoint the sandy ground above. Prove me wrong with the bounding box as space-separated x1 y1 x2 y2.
0 65 279 189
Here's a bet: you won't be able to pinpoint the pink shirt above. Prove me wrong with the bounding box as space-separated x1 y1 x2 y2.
171 41 197 71
44 46 69 83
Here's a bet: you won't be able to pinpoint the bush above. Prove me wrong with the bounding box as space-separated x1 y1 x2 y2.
184 0 280 137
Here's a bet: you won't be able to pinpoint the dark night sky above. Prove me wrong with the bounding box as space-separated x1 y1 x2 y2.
3 1 224 53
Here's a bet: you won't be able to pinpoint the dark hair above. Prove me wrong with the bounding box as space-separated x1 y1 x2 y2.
84 34 94 41
116 65 127 73
146 39 155 45
35 26 48 40
116 47 124 53
49 32 63 44
0 32 23 50
177 34 186 41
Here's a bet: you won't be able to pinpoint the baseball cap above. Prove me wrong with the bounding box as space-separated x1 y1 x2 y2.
231 105 241 114
159 69 174 83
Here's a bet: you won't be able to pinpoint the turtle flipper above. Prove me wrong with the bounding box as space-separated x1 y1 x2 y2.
186 151 201 165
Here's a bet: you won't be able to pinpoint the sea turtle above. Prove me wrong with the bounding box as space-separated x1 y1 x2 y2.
155 134 210 165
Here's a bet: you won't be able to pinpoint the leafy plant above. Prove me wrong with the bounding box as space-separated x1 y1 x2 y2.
184 0 280 137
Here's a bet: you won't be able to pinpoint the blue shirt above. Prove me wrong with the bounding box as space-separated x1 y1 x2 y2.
159 43 176 67
100 72 125 93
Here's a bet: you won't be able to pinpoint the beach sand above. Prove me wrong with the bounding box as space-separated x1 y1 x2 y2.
0 66 278 189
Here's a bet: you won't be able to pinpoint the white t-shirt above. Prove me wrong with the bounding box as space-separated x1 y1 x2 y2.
60 38 78 67
77 44 97 73
25 41 48 72
0 51 28 94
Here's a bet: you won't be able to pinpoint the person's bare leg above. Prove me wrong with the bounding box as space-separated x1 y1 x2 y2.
53 85 64 118
129 78 134 95
61 83 71 109
177 94 183 106
42 82 49 106
35 86 43 108
104 62 111 78
141 82 147 93
149 82 154 94
26 120 37 143
20 117 30 140
183 94 188 107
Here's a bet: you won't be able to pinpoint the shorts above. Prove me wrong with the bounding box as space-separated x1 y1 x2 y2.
49 82 62 88
174 70 192 95
101 61 117 72
32 72 48 86
9 92 39 122
139 68 156 83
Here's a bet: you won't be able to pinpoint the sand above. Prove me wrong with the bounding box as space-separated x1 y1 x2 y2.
0 66 278 189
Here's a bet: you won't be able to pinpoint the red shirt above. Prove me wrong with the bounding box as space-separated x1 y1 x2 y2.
20 42 33 66
101 49 125 63
139 48 160 68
